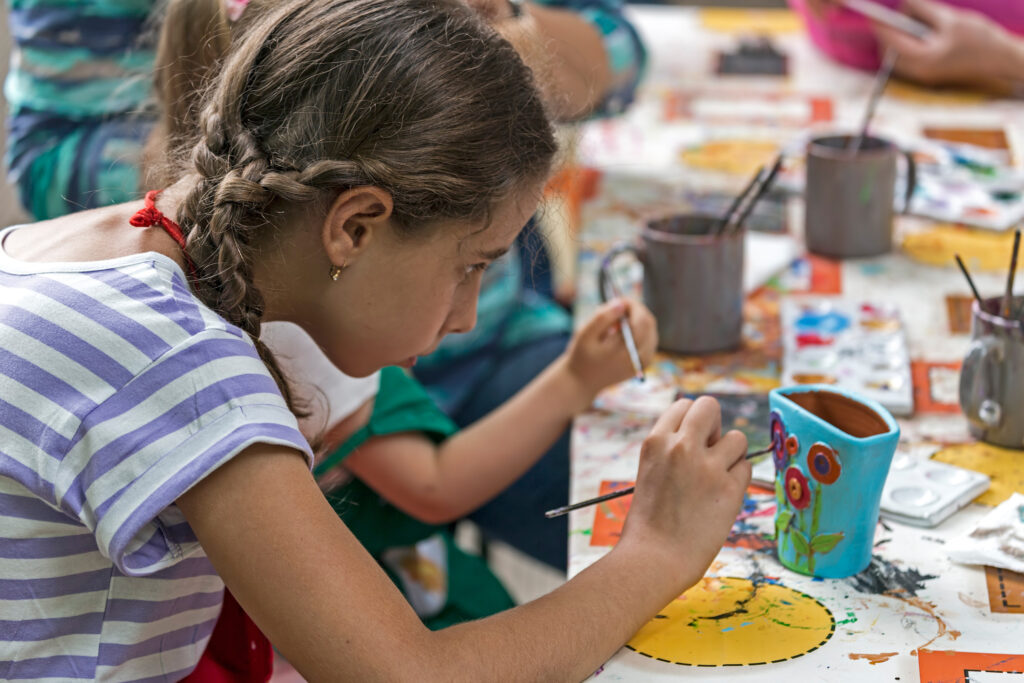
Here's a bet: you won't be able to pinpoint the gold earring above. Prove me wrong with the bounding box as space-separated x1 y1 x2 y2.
329 263 345 281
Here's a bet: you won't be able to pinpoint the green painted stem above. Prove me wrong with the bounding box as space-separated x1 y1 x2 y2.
809 481 821 575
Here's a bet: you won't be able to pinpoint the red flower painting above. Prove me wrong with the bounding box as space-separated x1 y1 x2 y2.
785 467 811 509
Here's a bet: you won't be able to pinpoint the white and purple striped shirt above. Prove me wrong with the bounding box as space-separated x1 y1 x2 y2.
0 227 313 681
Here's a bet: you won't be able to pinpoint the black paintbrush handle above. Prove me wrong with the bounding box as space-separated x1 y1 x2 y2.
1003 230 1020 319
543 442 776 519
718 165 765 234
729 154 785 234
955 254 984 305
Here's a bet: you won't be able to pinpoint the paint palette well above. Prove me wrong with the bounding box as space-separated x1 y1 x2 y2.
781 298 914 416
908 139 1024 232
879 453 990 528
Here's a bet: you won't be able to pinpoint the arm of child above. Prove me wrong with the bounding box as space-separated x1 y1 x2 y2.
176 396 749 681
342 297 656 523
466 0 612 120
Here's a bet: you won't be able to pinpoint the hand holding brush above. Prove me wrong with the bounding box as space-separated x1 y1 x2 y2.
546 396 755 519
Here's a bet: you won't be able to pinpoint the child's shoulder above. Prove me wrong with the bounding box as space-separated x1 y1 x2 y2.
0 241 254 375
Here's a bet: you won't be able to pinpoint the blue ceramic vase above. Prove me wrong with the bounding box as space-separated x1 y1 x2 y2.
768 385 900 578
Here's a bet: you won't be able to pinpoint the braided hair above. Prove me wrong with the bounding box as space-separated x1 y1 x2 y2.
162 0 557 410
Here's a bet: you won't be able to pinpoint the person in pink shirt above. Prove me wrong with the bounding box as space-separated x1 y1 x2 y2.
794 0 1024 92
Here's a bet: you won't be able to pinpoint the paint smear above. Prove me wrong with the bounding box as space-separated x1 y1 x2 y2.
899 596 954 652
849 652 898 665
846 555 937 598
957 592 987 609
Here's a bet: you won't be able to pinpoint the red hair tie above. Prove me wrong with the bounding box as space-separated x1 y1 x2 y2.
129 190 199 282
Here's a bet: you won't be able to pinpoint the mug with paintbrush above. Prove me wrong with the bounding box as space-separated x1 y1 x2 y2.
956 234 1024 449
599 213 744 355
804 133 917 259
959 295 1024 449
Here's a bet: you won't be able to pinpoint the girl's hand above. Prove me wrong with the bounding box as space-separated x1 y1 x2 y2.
560 297 658 409
618 397 751 583
873 0 1020 91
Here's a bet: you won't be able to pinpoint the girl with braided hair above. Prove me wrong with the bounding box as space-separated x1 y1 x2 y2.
145 0 658 642
0 0 751 680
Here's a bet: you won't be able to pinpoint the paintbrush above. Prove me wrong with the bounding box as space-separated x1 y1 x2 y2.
1002 229 1020 318
848 47 898 157
954 254 984 306
718 164 765 235
602 264 645 382
727 154 785 234
544 440 777 519
841 0 931 40
620 317 645 383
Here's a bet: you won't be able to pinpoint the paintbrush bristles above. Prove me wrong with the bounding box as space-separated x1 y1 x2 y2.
1003 230 1020 319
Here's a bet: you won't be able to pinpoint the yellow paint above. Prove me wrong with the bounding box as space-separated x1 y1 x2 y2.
627 577 835 666
902 225 1024 272
932 443 1024 506
699 8 803 34
885 81 989 106
679 139 780 177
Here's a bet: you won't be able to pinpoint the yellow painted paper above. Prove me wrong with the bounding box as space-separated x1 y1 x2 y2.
885 81 989 106
902 225 1024 272
932 442 1024 506
627 576 835 666
699 9 803 35
679 139 780 177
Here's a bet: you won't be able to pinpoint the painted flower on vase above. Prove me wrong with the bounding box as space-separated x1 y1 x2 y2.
784 467 811 509
770 411 787 470
807 443 841 485
785 434 800 456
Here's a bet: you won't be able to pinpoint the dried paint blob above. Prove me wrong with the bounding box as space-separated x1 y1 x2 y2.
785 467 811 509
808 443 841 485
626 577 835 666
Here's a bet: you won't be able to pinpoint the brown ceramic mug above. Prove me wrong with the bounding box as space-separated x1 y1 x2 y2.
804 134 917 259
598 213 744 355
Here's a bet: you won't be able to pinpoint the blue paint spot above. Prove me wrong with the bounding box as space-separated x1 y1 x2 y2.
795 310 850 334
721 626 734 632
740 621 753 627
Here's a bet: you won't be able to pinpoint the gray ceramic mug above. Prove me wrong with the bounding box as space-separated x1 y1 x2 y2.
959 295 1024 449
805 134 917 259
598 213 744 354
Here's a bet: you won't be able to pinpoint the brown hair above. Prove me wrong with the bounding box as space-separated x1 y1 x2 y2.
151 0 556 408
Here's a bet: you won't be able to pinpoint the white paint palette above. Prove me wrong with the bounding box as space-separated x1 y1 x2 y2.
750 451 991 528
908 139 1024 232
879 452 990 528
780 297 914 416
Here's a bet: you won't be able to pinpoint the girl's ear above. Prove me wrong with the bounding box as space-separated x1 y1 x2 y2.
322 186 395 266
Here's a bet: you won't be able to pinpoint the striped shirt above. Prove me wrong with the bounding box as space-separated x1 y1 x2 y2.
0 226 313 681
